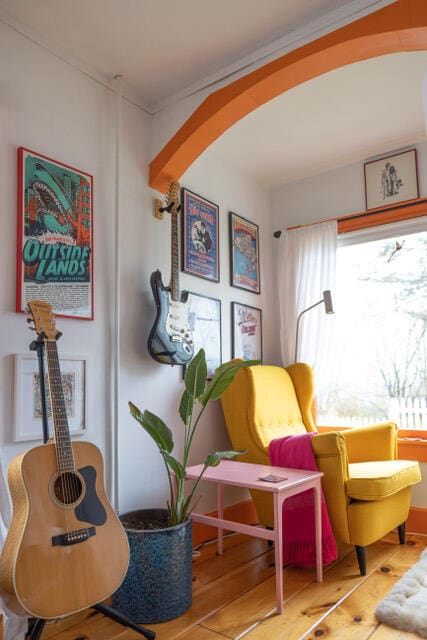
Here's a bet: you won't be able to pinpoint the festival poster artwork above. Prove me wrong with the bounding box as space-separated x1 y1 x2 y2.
181 188 219 282
16 147 94 319
229 212 260 294
231 302 262 362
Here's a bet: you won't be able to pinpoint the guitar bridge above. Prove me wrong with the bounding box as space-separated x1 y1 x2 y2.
52 526 96 546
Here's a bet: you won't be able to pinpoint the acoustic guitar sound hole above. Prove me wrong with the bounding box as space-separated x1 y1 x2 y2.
53 472 83 505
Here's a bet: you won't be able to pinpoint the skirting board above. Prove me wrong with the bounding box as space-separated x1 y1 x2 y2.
192 502 427 548
407 506 427 535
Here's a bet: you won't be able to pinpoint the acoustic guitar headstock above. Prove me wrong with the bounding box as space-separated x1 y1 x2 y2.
27 300 60 341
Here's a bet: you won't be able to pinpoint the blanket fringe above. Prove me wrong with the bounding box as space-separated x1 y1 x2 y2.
283 533 338 567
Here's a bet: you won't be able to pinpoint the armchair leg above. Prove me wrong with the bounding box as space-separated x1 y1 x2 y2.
355 546 366 575
398 522 406 545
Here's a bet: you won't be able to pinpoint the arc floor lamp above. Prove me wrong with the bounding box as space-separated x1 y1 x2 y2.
294 290 334 363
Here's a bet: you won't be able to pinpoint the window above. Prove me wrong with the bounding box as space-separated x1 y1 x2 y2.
317 218 427 430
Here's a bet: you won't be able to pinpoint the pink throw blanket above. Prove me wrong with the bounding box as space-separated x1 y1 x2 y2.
268 433 337 567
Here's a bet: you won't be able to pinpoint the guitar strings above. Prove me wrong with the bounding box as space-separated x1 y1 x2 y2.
46 340 78 535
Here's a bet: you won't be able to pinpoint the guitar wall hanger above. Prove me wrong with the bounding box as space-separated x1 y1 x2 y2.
153 197 181 220
153 197 164 220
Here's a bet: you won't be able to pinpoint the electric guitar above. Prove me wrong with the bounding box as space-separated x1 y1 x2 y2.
148 181 194 365
0 301 129 620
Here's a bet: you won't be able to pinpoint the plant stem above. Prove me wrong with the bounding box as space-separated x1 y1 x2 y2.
182 464 208 516
184 403 203 468
161 452 176 523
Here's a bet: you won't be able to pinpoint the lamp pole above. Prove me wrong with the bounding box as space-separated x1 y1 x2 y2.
294 290 334 363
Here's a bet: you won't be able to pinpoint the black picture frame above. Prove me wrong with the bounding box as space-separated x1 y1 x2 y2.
229 211 260 294
187 292 222 379
364 148 419 211
231 302 262 362
181 188 219 282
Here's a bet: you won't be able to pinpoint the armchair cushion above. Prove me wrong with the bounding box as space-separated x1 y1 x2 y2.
346 460 421 501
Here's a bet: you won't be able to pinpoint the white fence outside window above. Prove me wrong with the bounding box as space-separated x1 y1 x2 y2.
319 397 427 429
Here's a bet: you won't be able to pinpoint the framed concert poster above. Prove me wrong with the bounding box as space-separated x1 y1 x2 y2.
181 188 219 282
364 148 419 211
16 147 94 319
232 302 262 362
229 212 260 293
187 292 221 379
13 353 87 442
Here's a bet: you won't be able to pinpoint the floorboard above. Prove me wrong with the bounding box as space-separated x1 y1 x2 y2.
39 532 427 640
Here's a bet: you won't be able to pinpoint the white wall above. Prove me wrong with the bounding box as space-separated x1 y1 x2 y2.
271 141 427 228
0 20 125 486
270 144 427 509
0 21 276 517
118 149 276 515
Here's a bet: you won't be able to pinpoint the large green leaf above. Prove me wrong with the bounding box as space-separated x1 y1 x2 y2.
128 402 173 453
204 449 246 467
179 388 194 426
161 450 186 480
200 359 259 405
184 348 207 399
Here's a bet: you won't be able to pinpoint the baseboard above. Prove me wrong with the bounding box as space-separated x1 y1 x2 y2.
192 499 258 548
407 506 427 535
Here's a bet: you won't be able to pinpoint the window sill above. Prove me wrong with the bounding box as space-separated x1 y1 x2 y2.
397 436 427 462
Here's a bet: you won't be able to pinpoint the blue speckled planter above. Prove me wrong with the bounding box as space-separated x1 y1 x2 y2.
112 509 192 624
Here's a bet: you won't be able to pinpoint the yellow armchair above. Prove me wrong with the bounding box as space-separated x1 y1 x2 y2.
220 363 421 575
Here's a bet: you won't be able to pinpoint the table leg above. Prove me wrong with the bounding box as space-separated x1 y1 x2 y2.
217 482 224 555
313 482 323 583
273 493 284 614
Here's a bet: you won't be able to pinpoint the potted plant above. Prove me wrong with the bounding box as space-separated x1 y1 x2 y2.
112 349 258 624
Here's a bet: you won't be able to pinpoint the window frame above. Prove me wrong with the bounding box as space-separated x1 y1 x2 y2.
329 198 427 457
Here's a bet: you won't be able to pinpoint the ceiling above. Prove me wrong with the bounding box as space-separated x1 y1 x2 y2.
1 0 426 188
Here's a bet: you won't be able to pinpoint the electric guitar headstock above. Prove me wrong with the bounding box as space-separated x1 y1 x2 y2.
162 180 181 216
27 300 60 341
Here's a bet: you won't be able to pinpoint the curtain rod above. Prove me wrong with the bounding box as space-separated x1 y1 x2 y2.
273 197 427 237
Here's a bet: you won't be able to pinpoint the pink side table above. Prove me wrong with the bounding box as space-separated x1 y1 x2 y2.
185 459 323 614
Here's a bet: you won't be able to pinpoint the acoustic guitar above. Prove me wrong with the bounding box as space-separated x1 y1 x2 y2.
0 301 129 620
148 181 194 365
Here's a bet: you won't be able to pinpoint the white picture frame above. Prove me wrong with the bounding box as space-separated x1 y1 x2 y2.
13 353 87 442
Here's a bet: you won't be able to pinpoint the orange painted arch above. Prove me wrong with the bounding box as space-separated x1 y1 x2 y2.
149 0 427 193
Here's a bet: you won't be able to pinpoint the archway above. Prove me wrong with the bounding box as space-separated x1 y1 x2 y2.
149 0 427 193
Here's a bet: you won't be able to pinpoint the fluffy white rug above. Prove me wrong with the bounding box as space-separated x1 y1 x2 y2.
375 547 427 637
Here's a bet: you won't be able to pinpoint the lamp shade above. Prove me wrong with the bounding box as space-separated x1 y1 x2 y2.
323 290 334 314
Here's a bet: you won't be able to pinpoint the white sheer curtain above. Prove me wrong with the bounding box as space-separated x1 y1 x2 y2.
278 220 337 387
0 456 28 640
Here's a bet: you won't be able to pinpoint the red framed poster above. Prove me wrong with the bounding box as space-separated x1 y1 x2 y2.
16 147 94 319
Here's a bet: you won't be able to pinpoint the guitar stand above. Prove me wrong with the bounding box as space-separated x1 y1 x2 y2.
25 337 156 640
26 606 156 640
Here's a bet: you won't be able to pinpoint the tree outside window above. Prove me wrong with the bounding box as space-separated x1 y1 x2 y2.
317 229 427 429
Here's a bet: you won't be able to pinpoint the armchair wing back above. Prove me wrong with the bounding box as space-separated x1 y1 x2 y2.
220 362 317 525
220 362 421 575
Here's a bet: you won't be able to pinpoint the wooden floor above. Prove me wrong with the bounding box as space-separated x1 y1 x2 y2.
40 530 427 640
